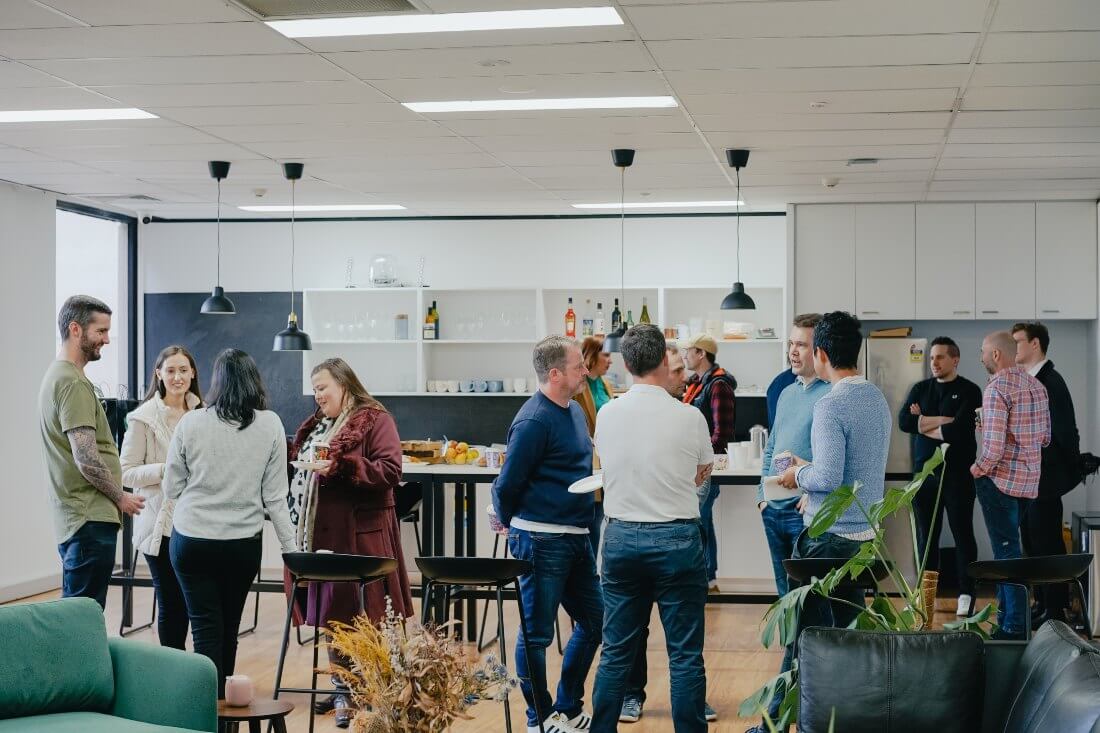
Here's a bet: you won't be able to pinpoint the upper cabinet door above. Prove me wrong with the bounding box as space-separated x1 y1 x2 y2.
915 204 976 320
855 204 915 320
1035 202 1097 319
975 203 1035 320
795 204 855 316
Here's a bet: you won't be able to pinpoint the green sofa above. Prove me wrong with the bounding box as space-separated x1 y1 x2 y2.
0 597 217 732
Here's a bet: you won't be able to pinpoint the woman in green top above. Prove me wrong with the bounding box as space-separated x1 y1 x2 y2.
574 335 615 550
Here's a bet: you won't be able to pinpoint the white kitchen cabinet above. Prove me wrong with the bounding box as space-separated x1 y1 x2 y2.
855 204 915 320
795 204 855 315
915 204 976 319
1035 202 1097 319
975 203 1035 320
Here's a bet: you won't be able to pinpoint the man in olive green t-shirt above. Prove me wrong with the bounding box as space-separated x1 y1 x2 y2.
38 295 144 610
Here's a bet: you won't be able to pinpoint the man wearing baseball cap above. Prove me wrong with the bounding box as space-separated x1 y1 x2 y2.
682 333 737 604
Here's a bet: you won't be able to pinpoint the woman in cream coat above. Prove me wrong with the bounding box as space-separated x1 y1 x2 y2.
120 345 202 649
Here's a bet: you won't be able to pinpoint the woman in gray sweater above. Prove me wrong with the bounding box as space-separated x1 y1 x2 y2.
163 348 295 698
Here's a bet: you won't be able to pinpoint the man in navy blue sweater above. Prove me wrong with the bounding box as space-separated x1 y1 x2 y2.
493 335 603 733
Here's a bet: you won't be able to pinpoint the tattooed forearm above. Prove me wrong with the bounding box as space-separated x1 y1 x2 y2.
66 427 124 503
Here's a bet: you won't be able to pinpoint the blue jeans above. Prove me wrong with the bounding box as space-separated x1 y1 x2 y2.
974 476 1027 634
761 500 804 597
509 529 604 727
592 520 707 733
767 528 865 724
697 479 719 583
58 520 119 610
589 501 605 558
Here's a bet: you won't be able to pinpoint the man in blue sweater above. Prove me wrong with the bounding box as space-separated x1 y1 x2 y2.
493 335 603 733
747 311 891 733
756 313 828 597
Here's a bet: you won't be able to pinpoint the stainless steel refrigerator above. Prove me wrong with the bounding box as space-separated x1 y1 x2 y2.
863 337 928 474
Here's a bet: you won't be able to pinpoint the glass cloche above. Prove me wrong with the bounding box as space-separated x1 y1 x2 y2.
368 254 398 288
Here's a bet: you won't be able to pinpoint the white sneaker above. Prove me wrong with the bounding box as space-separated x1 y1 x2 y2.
566 712 592 730
956 594 973 617
528 712 583 733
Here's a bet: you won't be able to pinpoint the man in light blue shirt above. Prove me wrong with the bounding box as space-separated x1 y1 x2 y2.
756 313 829 597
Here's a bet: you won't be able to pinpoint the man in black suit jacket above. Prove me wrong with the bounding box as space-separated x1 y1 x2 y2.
1013 322 1081 626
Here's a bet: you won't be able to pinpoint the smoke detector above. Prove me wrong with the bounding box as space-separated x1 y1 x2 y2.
821 177 839 189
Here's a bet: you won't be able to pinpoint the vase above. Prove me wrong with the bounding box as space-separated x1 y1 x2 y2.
920 570 940 629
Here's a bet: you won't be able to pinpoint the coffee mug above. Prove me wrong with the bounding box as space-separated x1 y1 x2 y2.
446 380 460 393
224 674 254 707
513 378 528 393
713 455 729 470
427 380 439 393
459 380 475 393
502 380 515 393
487 380 504 393
485 448 503 469
473 379 488 393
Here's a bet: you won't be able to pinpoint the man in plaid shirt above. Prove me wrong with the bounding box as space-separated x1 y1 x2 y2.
970 330 1051 639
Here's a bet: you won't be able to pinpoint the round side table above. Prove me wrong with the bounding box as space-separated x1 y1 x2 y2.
217 699 294 733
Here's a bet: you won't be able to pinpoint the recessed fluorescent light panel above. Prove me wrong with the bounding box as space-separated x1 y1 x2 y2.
238 204 406 212
268 7 623 37
404 96 677 113
0 108 157 123
573 200 744 210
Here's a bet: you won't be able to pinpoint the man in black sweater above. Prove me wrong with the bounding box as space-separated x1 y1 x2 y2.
899 336 983 618
1013 322 1081 627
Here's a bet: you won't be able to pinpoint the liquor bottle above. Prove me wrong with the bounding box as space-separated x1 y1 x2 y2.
582 299 594 337
611 298 622 332
431 300 440 339
625 309 635 328
564 297 576 338
639 297 651 325
595 302 606 336
422 302 436 340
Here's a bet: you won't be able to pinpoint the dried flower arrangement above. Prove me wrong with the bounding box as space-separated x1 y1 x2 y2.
325 598 517 733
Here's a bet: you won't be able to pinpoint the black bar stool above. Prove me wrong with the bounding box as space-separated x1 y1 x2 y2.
118 546 156 637
783 557 891 589
274 552 398 733
415 557 545 733
476 534 565 656
968 553 1094 640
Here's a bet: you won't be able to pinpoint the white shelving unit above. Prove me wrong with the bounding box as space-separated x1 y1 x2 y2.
301 286 787 396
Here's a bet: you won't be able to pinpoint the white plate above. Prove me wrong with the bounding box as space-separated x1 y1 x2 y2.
291 460 330 472
762 475 802 502
568 474 603 494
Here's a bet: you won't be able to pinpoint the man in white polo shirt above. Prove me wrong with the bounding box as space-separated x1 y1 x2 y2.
590 324 715 733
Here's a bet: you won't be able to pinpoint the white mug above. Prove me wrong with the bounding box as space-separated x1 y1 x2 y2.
513 378 528 393
427 380 438 393
502 380 515 393
224 674 254 707
446 380 461 393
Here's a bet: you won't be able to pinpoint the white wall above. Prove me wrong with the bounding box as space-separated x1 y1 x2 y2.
56 210 129 398
0 182 60 601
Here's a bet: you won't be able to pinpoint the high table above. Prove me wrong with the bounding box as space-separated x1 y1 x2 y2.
401 463 765 640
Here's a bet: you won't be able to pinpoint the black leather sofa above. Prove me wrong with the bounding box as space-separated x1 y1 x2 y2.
798 620 1100 733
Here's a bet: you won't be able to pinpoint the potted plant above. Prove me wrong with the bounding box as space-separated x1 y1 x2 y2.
740 445 999 728
325 599 517 733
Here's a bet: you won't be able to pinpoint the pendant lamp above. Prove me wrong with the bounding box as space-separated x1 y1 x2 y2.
720 148 756 310
602 148 635 354
273 162 312 351
200 161 236 314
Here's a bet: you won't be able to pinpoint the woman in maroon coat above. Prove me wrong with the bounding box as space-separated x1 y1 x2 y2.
285 357 413 727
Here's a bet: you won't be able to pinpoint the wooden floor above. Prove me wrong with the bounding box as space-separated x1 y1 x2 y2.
11 586 974 733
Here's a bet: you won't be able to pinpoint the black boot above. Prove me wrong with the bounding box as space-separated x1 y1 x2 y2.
334 693 354 729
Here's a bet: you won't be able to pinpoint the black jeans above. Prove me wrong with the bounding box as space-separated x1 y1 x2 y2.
1021 495 1068 619
170 530 262 697
911 467 978 597
145 537 189 650
58 520 118 609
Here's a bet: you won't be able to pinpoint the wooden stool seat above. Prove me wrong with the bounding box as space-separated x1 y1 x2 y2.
217 699 293 733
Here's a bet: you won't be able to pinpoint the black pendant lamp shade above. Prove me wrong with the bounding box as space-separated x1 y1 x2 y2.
603 149 635 354
200 160 236 314
273 162 312 351
721 148 756 311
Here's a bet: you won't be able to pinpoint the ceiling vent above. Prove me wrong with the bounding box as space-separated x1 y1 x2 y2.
231 0 420 19
82 194 162 202
846 158 879 166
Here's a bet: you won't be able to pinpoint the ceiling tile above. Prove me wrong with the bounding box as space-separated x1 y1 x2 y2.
981 31 1100 63
944 142 1100 158
0 145 49 162
87 81 390 108
705 129 946 148
27 142 265 162
626 0 988 40
0 22 301 59
26 54 348 86
153 103 419 126
954 110 1100 127
245 137 479 159
935 166 1100 180
963 85 1100 111
929 178 1100 192
0 0 82 29
937 155 1100 169
681 88 958 116
665 66 970 95
40 0 251 25
992 0 1100 32
0 85 119 108
468 131 703 153
693 112 951 132
372 70 666 101
0 123 219 147
196 120 454 143
325 41 652 80
648 35 978 70
440 114 694 136
0 59 69 87
949 127 1100 144
295 27 634 53
971 62 1100 87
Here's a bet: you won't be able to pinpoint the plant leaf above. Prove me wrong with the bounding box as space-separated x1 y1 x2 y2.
807 484 858 538
943 602 1000 639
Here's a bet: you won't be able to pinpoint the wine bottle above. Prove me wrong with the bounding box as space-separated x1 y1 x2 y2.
422 303 436 340
582 299 594 337
595 302 606 336
431 300 440 339
611 298 622 332
639 297 651 325
625 309 635 328
564 297 576 338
